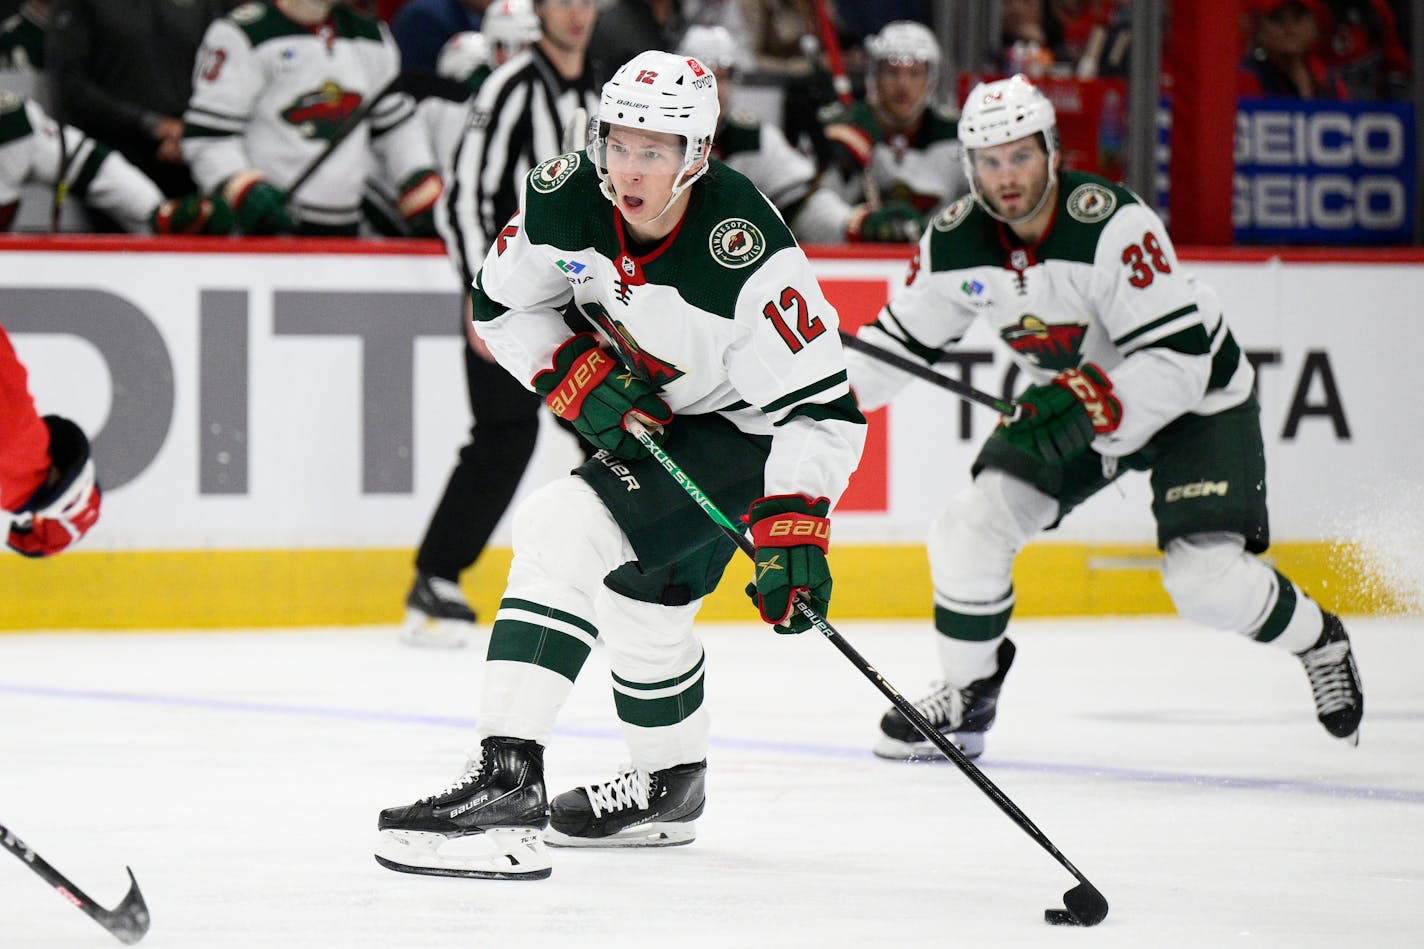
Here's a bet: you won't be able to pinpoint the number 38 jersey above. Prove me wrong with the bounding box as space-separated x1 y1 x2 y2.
471 153 866 507
849 170 1255 458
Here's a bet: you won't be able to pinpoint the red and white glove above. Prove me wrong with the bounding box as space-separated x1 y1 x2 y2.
7 416 101 558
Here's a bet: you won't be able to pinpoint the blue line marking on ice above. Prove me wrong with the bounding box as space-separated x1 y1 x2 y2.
3 680 1420 804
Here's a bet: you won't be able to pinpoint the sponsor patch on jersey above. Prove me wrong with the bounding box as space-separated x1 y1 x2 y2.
1066 183 1117 223
531 152 579 193
709 218 766 269
932 196 974 232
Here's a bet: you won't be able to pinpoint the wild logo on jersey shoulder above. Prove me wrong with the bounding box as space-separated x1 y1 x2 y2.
709 218 766 269
282 82 362 139
1001 314 1086 371
933 195 974 232
532 152 580 193
1066 183 1117 223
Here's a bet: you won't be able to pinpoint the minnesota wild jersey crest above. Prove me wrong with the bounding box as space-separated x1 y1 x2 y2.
281 82 362 139
532 152 579 194
1000 314 1086 371
709 218 766 269
1066 183 1116 224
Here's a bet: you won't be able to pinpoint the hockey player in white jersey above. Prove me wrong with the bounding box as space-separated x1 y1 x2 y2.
846 74 1364 761
376 50 865 879
182 0 442 236
0 91 230 234
677 24 919 245
819 20 966 227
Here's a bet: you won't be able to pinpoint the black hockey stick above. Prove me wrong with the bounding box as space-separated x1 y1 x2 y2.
0 821 151 943
839 330 1020 418
624 418 1108 927
284 71 473 204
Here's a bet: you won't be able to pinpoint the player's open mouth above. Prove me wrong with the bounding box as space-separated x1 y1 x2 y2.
623 196 644 210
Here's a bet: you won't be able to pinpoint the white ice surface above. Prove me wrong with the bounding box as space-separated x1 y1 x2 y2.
1 616 1420 948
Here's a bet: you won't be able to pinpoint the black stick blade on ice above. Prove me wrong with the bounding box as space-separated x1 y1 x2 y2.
1045 881 1109 927
1 823 151 944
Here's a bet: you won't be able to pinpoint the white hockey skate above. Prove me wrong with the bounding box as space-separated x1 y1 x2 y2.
545 761 705 848
401 572 476 648
376 737 551 880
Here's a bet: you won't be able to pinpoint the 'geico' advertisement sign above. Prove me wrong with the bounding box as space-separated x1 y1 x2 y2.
1233 99 1415 243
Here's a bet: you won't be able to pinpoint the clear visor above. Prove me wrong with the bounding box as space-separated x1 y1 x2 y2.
595 124 690 177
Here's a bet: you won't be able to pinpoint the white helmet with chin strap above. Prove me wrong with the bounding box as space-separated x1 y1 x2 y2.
589 50 720 220
866 20 941 116
436 32 492 85
482 0 541 61
958 73 1059 224
677 25 739 73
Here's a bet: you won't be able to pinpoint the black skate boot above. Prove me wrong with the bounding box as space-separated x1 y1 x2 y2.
402 571 477 648
545 760 706 848
1298 613 1363 745
375 736 551 879
875 638 1016 761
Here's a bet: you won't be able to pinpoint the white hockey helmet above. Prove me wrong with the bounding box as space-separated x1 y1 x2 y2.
482 0 542 61
436 32 493 85
677 25 739 73
958 74 1060 224
866 20 941 110
589 50 720 216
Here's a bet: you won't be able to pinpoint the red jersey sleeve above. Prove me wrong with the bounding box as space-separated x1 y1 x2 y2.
0 324 52 513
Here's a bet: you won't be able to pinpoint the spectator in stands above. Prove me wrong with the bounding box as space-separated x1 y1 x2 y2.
818 20 965 224
588 0 686 82
999 0 1058 76
47 0 225 203
1315 0 1410 99
1240 0 1347 99
391 0 490 74
739 0 820 78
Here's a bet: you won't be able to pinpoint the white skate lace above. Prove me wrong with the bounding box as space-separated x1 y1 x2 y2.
583 767 650 818
422 753 484 802
911 682 964 729
1302 640 1355 716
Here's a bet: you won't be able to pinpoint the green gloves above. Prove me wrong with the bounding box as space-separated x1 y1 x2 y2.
397 169 443 238
532 333 672 460
846 201 923 243
223 172 297 235
1000 363 1122 464
150 194 235 235
743 494 832 634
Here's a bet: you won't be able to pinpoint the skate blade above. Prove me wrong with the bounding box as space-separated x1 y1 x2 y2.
400 611 472 649
375 828 551 879
544 821 696 849
873 731 984 761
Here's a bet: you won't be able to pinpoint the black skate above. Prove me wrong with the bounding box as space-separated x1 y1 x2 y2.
1298 613 1363 745
402 571 476 648
375 736 551 879
875 638 1016 761
545 761 706 848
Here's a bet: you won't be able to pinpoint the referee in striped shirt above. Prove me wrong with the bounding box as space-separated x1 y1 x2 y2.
404 0 601 647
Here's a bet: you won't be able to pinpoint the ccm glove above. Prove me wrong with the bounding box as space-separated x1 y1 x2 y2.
222 171 297 235
1000 363 1122 464
742 494 832 634
397 169 443 237
532 333 672 460
845 201 923 243
150 194 234 235
7 416 101 558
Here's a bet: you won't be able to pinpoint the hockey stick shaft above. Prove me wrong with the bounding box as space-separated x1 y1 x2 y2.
1 822 151 944
839 330 1019 417
625 418 1106 922
809 0 853 106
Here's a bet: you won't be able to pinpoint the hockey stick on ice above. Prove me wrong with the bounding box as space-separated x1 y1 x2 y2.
623 417 1108 928
0 821 150 944
838 330 1021 418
